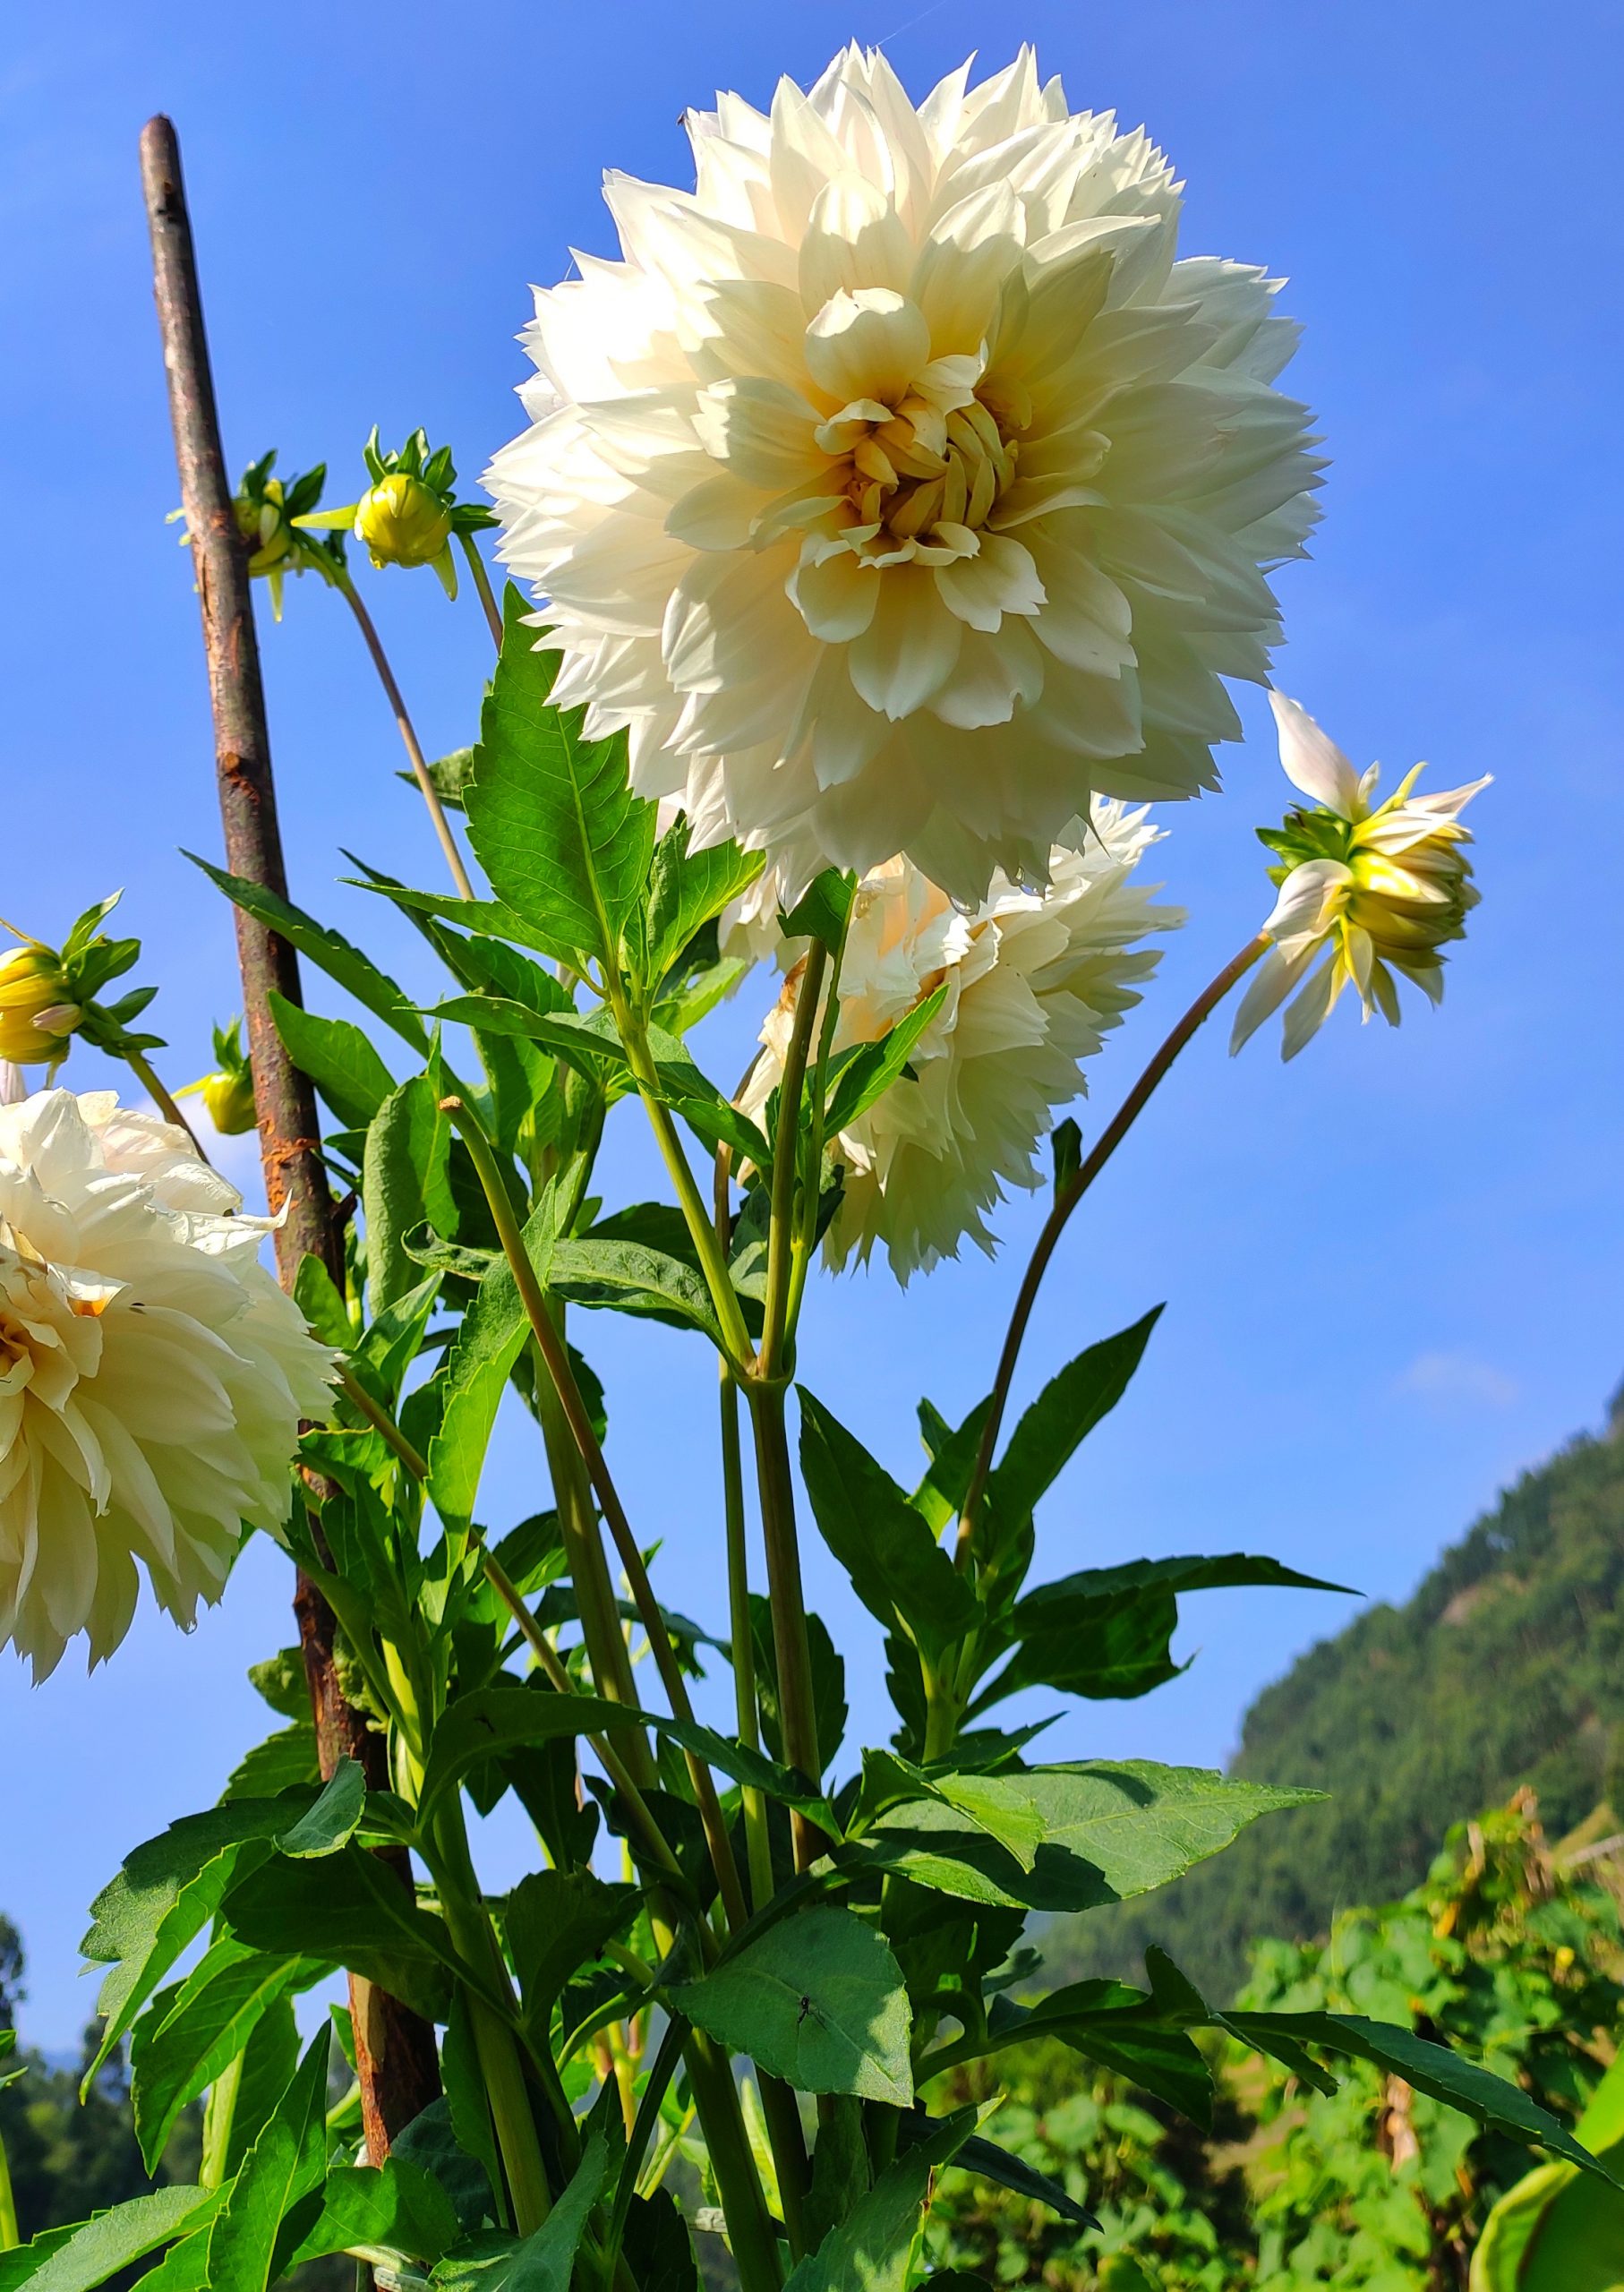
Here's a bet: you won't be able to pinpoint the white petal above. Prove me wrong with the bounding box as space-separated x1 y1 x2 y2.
1268 690 1364 817
934 534 1047 632
789 548 881 642
847 566 964 718
804 288 932 405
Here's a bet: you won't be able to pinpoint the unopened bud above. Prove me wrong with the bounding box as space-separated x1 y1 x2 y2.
0 949 78 1065
200 1065 258 1136
355 473 454 569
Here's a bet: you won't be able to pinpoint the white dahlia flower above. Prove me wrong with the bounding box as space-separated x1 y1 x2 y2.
487 46 1321 904
1232 692 1489 1061
742 801 1180 1279
0 1090 335 1680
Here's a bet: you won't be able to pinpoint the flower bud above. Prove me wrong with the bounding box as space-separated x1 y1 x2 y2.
234 476 296 574
1232 693 1490 1060
354 473 454 569
200 1066 258 1135
0 947 79 1065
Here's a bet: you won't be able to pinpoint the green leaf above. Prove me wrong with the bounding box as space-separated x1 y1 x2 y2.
80 1798 321 2079
985 1988 1214 2126
293 1256 354 1352
548 1235 724 1346
896 2113 1097 2229
220 1847 465 2023
0 2188 222 2292
187 854 429 1054
848 1762 1321 1913
204 2027 331 2292
641 814 764 988
130 1937 316 2172
284 2159 462 2271
652 1716 838 1832
980 1552 1355 1706
364 1075 456 1316
1223 2010 1623 2186
391 2094 498 2235
783 2107 974 2292
799 1392 979 1663
268 991 397 1128
750 1595 848 1780
431 2133 609 2290
780 869 855 953
415 1683 647 1824
822 987 947 1138
671 1906 913 2106
429 1181 566 1530
466 594 655 972
276 1756 366 1856
1472 2052 1624 2288
987 1311 1161 1534
501 1870 641 2036
222 1724 319 1801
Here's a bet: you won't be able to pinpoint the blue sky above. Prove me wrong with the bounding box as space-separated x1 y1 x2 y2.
2 0 1621 2049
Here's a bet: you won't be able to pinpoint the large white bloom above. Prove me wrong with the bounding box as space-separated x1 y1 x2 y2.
487 46 1321 904
0 1090 335 1679
742 801 1180 1279
1231 692 1489 1060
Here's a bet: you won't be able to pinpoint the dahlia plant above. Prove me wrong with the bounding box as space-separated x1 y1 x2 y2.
0 47 1557 2292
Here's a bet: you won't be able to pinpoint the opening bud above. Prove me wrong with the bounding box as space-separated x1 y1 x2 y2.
0 946 79 1065
355 471 455 569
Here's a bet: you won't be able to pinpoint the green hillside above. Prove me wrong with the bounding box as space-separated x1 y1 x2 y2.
1056 1398 1624 2000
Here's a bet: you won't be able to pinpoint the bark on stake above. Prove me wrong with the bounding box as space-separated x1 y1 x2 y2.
139 114 440 2159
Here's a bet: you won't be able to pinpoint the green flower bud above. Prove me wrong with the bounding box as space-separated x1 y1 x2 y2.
200 1066 258 1135
355 473 455 569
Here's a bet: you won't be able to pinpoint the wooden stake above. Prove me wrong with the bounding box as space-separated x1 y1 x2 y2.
139 114 440 2160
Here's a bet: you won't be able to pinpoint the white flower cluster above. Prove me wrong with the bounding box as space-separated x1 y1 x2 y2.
0 1090 334 1678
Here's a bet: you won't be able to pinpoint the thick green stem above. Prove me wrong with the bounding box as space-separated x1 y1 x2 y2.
722 1368 775 1914
431 1805 553 2233
445 1096 749 1931
0 2124 18 2250
954 931 1270 1566
759 944 827 1381
460 533 504 648
198 2048 244 2191
618 1005 756 1369
336 570 475 900
745 1384 825 1872
687 2034 785 2292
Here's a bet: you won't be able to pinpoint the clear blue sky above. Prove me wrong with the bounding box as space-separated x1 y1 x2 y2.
3 0 1620 2048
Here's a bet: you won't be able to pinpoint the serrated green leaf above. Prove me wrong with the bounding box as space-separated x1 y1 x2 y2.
283 2159 462 2271
428 1181 566 1530
219 1848 464 2023
547 1235 723 1346
129 1938 316 2173
672 1907 913 2105
501 1871 640 2037
640 815 764 988
0 2188 222 2292
268 991 397 1128
415 1683 647 1824
784 2108 974 2292
363 1076 456 1316
799 1391 979 1663
1223 2010 1622 2186
222 1723 319 1801
847 1763 1321 1913
204 2027 330 2292
822 987 947 1138
987 1312 1161 1536
466 594 655 972
187 855 429 1054
276 1757 365 1857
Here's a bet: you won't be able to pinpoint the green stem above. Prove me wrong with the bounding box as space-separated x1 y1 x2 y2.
759 943 827 1382
758 2077 811 2262
460 533 505 649
686 2033 785 2292
618 1005 756 1369
785 913 849 1338
745 1382 825 1873
714 1151 775 1917
122 1048 208 1159
953 931 1270 1567
0 2122 19 2251
336 569 476 900
430 1801 555 2233
481 1550 687 1889
445 1095 749 1932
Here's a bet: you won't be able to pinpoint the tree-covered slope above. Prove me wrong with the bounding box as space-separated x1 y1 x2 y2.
1056 1408 1624 2000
